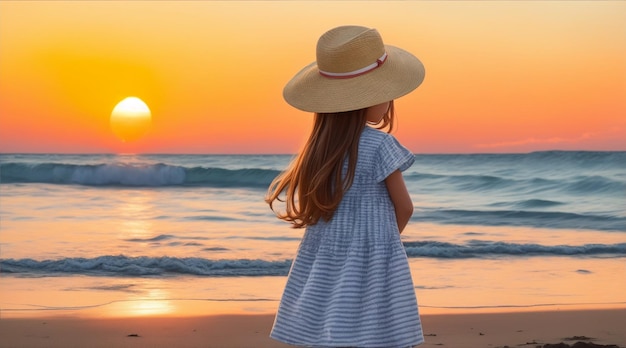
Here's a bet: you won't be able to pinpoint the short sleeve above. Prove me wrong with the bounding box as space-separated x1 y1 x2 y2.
374 134 415 182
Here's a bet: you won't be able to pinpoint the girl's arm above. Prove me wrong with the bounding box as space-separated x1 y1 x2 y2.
385 170 414 234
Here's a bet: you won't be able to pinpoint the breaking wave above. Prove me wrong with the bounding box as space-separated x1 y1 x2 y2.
0 162 279 188
2 241 624 277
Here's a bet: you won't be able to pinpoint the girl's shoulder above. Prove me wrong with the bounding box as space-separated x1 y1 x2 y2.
360 127 415 180
361 125 390 140
358 127 398 161
360 126 398 147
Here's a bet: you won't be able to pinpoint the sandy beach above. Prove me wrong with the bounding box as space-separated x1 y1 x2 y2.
1 309 624 348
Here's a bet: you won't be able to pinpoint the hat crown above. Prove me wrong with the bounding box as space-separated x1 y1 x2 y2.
316 26 386 74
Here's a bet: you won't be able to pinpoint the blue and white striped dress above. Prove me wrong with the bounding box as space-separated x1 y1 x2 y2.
271 126 424 348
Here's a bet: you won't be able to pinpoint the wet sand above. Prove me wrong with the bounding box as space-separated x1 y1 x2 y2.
0 309 624 348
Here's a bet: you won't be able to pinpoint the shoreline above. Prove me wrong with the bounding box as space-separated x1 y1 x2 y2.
1 308 624 348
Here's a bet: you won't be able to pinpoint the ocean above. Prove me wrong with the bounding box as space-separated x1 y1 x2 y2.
1 151 625 317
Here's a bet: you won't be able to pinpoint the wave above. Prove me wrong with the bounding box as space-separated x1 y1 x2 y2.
0 256 292 277
488 199 565 209
512 199 565 208
402 241 626 259
563 175 626 195
526 150 626 165
2 242 624 277
416 151 626 168
0 162 280 188
407 172 625 197
4 161 623 198
412 209 626 232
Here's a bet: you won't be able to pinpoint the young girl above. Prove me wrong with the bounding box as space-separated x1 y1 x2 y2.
266 25 425 348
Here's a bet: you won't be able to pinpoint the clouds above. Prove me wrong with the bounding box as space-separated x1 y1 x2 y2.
474 127 625 151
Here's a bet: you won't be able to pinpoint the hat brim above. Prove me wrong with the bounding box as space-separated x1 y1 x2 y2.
283 45 425 113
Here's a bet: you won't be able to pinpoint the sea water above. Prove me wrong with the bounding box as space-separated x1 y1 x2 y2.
1 151 624 317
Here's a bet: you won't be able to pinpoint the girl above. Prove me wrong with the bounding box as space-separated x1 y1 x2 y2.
266 25 425 348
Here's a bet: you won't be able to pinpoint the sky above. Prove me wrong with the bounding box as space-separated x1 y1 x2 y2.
1 1 624 154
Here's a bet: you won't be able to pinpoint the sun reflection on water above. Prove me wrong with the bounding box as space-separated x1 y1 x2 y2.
116 190 156 240
105 281 175 317
123 289 174 316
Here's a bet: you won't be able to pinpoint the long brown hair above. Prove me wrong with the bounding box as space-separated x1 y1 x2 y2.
266 101 395 228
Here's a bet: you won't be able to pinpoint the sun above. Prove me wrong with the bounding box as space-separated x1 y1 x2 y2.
110 97 152 142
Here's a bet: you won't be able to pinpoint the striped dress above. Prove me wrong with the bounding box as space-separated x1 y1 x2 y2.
271 126 424 348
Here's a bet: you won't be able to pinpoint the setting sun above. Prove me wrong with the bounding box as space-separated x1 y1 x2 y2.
110 97 152 142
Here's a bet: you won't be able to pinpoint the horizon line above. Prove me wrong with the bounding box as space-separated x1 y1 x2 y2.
1 149 625 156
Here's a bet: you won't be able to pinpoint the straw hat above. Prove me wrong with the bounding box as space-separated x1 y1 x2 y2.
283 25 425 113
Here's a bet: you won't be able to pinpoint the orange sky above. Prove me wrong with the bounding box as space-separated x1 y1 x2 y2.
1 1 624 154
